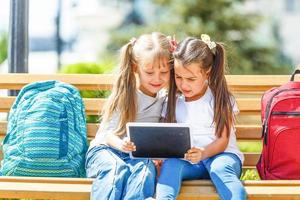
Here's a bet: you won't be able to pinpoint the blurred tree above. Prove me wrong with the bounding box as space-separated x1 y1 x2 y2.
108 0 293 74
0 32 8 64
60 61 114 122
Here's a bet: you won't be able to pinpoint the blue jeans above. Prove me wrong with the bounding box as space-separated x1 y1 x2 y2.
85 145 156 200
156 152 246 200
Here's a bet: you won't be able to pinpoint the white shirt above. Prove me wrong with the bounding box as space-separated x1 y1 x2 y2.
90 89 166 148
164 87 244 163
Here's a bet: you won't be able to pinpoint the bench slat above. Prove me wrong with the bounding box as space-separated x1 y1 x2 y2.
0 74 115 90
1 177 300 200
0 121 6 135
0 176 93 184
0 149 259 169
226 75 289 92
83 125 261 140
235 125 262 139
184 180 300 186
243 153 260 167
0 97 106 115
0 121 262 140
179 186 300 200
0 74 297 91
0 182 91 200
0 96 261 114
2 176 300 186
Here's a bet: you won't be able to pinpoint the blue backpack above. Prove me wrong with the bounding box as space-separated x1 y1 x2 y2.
1 80 88 177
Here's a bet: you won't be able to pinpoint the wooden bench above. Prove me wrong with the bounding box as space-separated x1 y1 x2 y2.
1 73 300 200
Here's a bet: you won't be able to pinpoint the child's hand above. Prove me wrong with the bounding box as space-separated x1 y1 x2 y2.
120 137 136 152
184 147 205 164
153 159 163 167
153 160 163 178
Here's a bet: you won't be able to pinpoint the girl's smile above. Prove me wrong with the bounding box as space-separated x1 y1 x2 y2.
137 57 170 97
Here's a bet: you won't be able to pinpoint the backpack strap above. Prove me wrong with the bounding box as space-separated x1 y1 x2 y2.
290 69 300 81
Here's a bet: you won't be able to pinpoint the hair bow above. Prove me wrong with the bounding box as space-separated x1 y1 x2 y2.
167 35 178 53
201 34 216 51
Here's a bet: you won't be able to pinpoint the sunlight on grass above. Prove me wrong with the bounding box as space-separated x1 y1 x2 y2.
241 169 260 180
238 141 262 152
238 141 262 180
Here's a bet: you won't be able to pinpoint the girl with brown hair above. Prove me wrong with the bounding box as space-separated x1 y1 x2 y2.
156 35 246 200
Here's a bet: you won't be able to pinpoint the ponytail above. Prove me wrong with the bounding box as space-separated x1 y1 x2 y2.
165 67 177 122
170 37 233 138
209 43 233 138
101 42 137 136
101 32 173 136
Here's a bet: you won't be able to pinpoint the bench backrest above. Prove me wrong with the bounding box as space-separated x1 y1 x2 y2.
0 73 296 169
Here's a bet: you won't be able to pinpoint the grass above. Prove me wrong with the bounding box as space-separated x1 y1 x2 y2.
238 141 262 180
241 169 260 180
238 141 262 153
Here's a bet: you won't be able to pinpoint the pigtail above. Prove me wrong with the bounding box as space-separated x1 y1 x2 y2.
209 43 233 138
165 35 179 123
165 67 177 122
101 32 172 136
101 41 137 136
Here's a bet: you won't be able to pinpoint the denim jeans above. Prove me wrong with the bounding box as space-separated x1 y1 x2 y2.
85 145 156 200
156 152 246 200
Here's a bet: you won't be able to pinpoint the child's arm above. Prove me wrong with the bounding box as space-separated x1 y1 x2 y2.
106 134 136 153
97 111 136 153
185 127 229 163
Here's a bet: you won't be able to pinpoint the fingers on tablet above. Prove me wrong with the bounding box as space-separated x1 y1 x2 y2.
124 141 136 152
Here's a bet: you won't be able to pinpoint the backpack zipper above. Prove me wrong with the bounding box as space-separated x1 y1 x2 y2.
271 111 300 116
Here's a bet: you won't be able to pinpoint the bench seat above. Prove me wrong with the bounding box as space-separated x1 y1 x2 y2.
1 177 300 200
1 74 300 199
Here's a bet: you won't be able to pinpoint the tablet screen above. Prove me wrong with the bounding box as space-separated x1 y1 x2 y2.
126 123 191 159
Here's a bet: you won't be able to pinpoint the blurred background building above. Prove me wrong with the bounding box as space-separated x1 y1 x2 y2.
0 0 129 73
0 0 299 74
244 0 300 65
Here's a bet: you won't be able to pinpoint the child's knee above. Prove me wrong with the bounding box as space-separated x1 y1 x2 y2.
162 158 180 168
209 163 227 176
134 159 156 174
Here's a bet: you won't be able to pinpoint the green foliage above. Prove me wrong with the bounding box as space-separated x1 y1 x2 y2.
60 61 113 98
108 0 293 74
60 62 115 122
0 32 8 64
60 61 114 74
238 141 262 153
241 169 260 180
238 141 261 180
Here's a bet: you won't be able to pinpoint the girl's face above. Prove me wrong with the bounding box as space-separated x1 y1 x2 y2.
137 57 170 97
174 59 209 102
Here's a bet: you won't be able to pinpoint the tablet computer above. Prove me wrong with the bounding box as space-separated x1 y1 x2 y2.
126 122 191 159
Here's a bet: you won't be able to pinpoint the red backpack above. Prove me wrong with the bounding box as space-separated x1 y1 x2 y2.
257 69 300 180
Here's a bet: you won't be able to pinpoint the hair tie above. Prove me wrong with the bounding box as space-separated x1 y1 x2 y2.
167 35 178 53
201 34 216 54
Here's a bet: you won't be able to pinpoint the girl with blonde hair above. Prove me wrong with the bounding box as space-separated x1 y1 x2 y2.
86 32 174 200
